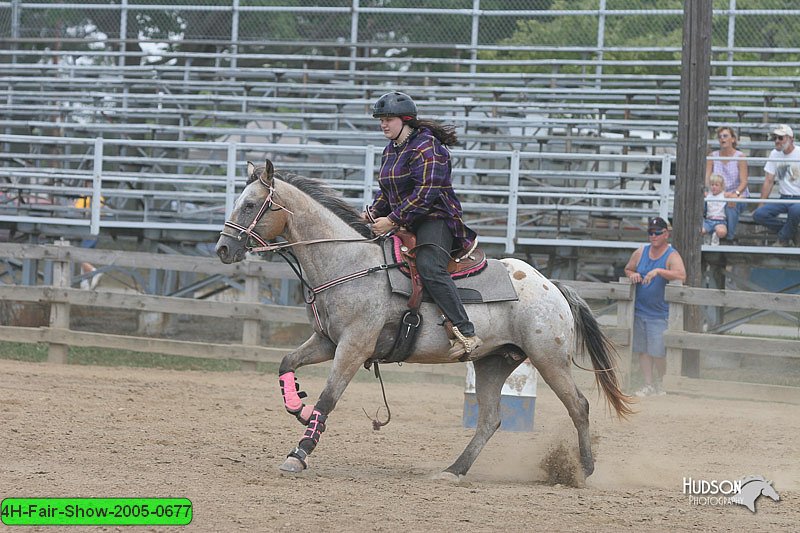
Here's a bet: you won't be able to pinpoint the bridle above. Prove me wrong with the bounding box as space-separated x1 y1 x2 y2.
219 176 383 253
219 174 294 251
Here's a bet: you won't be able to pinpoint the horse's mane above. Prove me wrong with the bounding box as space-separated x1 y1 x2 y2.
276 172 374 240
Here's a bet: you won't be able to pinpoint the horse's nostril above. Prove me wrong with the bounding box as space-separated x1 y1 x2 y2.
216 245 228 260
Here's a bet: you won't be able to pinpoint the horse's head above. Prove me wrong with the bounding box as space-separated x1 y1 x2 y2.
735 476 781 512
215 159 291 264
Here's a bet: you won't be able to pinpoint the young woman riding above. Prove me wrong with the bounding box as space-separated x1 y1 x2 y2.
366 91 482 359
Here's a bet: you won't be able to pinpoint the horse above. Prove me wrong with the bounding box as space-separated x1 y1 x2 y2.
215 160 634 480
732 476 780 513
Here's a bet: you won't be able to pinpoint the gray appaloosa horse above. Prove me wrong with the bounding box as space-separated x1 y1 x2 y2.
215 160 634 480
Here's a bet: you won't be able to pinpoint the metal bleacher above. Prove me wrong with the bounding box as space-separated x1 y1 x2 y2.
3 31 800 277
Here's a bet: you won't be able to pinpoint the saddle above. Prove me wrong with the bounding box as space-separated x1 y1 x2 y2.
376 230 487 365
390 230 487 310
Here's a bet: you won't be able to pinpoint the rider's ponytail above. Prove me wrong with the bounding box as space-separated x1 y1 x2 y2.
405 118 458 146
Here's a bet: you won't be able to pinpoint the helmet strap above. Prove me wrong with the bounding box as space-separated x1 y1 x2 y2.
391 124 408 142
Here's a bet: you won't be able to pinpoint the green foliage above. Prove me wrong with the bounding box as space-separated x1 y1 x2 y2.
476 0 800 79
0 342 48 363
733 0 800 49
67 345 244 371
478 0 678 75
0 341 254 372
11 1 800 78
0 342 464 383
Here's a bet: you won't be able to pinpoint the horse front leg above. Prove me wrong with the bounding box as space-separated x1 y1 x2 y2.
279 334 372 473
278 333 336 425
440 351 521 480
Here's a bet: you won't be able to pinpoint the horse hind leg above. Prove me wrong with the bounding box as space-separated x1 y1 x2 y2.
441 349 523 480
532 352 594 480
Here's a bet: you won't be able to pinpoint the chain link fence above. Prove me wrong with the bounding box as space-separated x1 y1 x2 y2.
2 0 800 77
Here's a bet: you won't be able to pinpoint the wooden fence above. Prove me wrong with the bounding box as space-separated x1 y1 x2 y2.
0 242 306 371
663 284 800 404
0 243 798 403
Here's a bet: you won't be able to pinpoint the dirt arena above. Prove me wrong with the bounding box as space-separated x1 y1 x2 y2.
0 358 796 532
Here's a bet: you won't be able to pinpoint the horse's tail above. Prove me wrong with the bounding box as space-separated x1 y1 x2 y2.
553 281 636 419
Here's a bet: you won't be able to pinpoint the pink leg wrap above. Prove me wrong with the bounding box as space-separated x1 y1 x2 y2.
301 409 327 447
287 409 327 468
279 371 303 413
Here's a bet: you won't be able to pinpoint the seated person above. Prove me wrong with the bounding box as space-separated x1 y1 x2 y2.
701 173 730 246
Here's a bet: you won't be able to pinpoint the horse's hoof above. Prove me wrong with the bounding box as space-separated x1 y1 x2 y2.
279 457 306 473
430 471 461 483
581 457 595 479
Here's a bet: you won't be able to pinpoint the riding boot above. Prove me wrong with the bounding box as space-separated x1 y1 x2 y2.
447 325 483 360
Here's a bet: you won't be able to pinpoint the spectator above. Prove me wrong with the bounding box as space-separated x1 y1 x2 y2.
73 192 104 249
753 124 800 247
79 262 102 290
702 174 730 246
705 126 748 242
623 217 687 397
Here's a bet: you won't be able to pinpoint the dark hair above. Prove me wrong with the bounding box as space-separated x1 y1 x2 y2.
405 118 458 146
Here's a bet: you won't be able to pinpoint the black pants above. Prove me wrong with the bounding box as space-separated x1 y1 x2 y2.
413 218 475 336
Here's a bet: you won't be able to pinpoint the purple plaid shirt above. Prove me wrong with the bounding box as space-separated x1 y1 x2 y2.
370 127 477 253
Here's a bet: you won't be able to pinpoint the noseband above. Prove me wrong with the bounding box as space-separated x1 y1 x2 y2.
219 175 294 251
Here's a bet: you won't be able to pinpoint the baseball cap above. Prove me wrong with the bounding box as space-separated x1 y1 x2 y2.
647 217 670 231
772 124 793 138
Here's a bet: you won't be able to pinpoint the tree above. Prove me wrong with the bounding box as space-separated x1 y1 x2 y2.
478 0 685 76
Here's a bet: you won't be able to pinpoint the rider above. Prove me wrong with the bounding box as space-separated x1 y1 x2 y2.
366 91 482 359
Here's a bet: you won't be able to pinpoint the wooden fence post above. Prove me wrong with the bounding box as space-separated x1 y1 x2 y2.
240 262 261 372
48 240 71 364
616 277 635 390
664 280 685 389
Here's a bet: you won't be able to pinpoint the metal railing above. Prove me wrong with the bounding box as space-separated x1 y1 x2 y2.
4 133 799 254
1 132 675 253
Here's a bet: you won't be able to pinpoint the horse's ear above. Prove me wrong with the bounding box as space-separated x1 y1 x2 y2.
264 159 275 184
246 161 256 180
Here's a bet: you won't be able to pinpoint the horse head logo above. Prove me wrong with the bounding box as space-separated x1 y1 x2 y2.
731 476 780 513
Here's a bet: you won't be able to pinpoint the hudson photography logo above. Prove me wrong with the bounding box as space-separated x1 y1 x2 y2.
682 475 781 513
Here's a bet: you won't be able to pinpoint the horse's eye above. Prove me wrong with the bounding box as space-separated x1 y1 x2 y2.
243 202 255 212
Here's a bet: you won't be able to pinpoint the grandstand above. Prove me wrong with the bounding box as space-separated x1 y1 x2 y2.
2 1 800 285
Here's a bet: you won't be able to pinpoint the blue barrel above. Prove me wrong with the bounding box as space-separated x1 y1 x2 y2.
463 360 537 432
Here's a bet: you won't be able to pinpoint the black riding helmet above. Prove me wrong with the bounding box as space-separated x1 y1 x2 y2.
372 91 417 119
